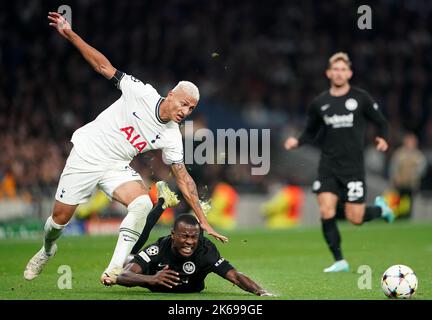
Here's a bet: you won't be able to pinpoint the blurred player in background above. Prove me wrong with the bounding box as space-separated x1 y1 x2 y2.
284 52 395 272
24 12 228 284
104 214 275 297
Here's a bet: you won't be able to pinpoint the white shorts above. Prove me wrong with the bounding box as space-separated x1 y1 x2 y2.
55 148 143 205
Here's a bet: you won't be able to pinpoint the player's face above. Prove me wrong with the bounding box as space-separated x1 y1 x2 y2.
171 222 200 257
326 60 352 87
166 90 198 123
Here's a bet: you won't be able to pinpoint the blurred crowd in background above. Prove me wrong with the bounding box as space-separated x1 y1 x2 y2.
1 0 432 205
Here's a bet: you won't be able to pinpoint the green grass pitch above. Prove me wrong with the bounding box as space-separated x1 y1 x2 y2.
0 221 430 300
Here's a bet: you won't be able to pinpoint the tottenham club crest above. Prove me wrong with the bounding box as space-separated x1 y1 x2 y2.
345 98 358 111
183 261 196 274
145 245 159 256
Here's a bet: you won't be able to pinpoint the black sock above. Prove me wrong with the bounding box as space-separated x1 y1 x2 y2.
321 217 343 261
131 198 165 254
362 206 382 223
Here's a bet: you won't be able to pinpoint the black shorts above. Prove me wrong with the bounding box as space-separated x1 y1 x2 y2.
312 171 366 203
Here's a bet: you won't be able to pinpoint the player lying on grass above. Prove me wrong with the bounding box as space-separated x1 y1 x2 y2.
103 214 275 296
24 11 227 284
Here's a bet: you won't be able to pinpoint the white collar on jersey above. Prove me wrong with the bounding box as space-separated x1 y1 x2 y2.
155 97 169 124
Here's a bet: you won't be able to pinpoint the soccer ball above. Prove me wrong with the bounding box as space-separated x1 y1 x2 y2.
381 265 418 299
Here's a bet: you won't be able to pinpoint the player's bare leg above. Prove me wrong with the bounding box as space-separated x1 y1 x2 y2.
24 201 77 280
101 180 153 284
318 193 349 273
345 199 394 225
345 203 366 225
317 192 338 220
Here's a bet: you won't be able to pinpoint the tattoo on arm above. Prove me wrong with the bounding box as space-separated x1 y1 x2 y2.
172 164 194 194
171 163 186 175
186 179 199 197
172 164 198 199
171 163 203 219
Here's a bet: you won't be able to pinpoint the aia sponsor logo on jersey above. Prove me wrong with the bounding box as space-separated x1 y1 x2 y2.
120 126 148 152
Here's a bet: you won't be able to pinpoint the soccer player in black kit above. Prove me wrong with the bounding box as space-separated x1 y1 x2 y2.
285 52 395 273
103 214 275 296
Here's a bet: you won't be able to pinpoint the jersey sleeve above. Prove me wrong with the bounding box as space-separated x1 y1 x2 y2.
130 251 152 274
361 91 389 140
110 69 125 88
204 240 234 278
130 242 161 274
110 70 155 98
298 99 323 146
162 129 184 164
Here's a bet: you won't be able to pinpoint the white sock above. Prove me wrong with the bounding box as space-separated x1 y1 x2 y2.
43 216 67 255
106 195 153 271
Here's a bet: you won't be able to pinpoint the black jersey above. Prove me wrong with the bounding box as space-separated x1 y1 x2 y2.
130 235 234 293
298 86 388 175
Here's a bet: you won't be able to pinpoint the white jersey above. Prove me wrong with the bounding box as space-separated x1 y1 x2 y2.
71 72 184 167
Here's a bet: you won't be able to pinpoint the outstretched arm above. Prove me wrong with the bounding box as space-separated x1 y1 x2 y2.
107 263 180 289
47 11 116 79
171 163 228 243
224 269 275 296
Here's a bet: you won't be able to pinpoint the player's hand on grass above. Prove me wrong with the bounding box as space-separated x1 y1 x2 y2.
284 137 299 150
103 278 115 286
201 223 228 243
375 136 388 152
102 275 117 287
48 11 72 39
151 265 181 289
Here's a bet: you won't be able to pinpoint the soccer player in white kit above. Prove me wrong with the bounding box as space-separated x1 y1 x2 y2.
24 12 228 283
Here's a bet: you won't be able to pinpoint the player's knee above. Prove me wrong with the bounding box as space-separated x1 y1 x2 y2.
319 205 336 219
346 214 363 225
345 207 363 225
52 207 72 225
351 219 363 226
127 195 153 216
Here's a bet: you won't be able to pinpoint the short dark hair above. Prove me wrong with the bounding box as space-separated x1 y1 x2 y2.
173 214 200 230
